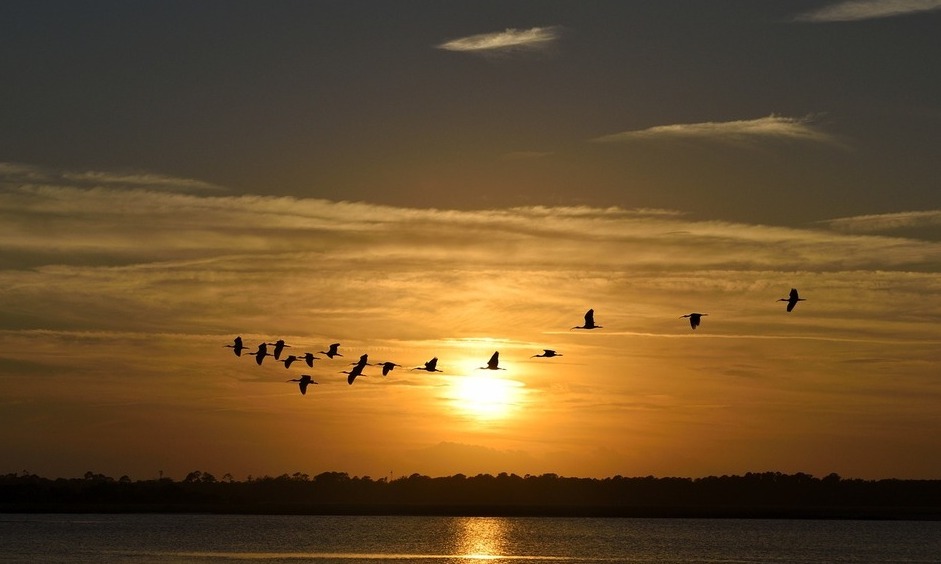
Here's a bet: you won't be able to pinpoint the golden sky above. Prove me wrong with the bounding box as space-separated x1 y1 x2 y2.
1 1 940 480
1 168 938 479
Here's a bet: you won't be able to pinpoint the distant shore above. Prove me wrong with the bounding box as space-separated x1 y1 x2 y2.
4 471 940 520
2 502 939 520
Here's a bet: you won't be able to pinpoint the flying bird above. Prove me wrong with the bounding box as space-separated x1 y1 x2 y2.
374 361 401 376
252 343 273 366
680 313 707 330
299 352 320 368
342 362 366 385
280 355 299 369
778 288 806 312
480 351 505 370
269 339 290 360
287 375 318 395
351 354 369 368
320 343 342 359
224 336 247 357
532 349 561 358
573 309 602 330
414 357 444 373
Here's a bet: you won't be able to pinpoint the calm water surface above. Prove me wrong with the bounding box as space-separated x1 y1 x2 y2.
1 514 939 563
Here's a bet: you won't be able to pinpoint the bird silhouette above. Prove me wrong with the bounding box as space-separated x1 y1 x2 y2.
532 349 561 358
350 354 368 367
287 375 318 395
680 313 707 330
252 343 273 366
778 288 806 312
374 361 401 376
269 339 290 360
342 363 366 385
342 354 369 385
480 351 505 370
299 352 320 368
224 336 247 357
320 343 342 359
573 309 602 330
414 357 443 373
280 355 299 369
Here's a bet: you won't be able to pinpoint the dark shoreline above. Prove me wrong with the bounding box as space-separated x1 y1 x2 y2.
4 471 940 520
3 503 939 520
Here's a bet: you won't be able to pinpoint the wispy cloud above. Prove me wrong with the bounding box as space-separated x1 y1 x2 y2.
794 0 941 22
590 115 838 145
437 26 562 53
820 210 941 233
0 162 225 194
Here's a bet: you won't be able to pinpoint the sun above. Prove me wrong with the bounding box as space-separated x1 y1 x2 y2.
450 375 522 420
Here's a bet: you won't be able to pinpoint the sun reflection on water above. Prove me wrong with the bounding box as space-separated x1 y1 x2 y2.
454 517 509 560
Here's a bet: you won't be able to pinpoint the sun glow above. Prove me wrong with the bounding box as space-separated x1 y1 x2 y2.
450 375 522 420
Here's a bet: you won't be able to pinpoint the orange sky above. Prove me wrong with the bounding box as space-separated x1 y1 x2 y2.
1 2 940 480
1 185 939 480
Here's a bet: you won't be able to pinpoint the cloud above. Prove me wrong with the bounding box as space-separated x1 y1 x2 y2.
590 115 838 145
820 210 941 233
437 26 562 53
0 162 225 194
794 0 941 22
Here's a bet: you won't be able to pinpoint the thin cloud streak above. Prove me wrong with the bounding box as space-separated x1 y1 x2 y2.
794 0 941 22
437 26 562 53
590 115 838 145
820 210 941 233
2 174 939 275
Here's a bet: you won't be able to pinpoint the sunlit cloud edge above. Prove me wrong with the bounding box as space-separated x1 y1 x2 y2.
793 0 941 22
819 210 941 233
590 115 839 146
437 26 562 53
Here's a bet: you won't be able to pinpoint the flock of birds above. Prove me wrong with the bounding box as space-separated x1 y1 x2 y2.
225 288 807 395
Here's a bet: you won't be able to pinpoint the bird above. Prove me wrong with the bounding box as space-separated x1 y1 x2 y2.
680 313 707 330
532 349 561 358
269 339 290 360
480 351 505 370
320 343 342 359
573 309 602 330
414 357 443 373
342 354 370 385
342 362 366 385
287 375 318 395
351 353 369 368
299 352 319 368
252 343 273 366
374 361 401 376
778 288 806 312
224 336 247 357
280 355 298 369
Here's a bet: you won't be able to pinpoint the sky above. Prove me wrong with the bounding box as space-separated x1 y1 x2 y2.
1 0 939 482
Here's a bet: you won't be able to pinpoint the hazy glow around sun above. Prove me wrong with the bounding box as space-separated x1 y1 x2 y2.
450 375 524 420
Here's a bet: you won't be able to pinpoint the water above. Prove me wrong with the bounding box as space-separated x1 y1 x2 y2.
1 514 939 563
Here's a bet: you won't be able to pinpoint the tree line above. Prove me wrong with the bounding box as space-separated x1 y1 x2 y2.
2 471 940 519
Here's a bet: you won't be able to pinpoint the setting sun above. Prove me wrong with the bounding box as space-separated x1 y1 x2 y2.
449 375 523 420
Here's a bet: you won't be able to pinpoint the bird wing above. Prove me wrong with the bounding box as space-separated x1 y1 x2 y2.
488 351 500 368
